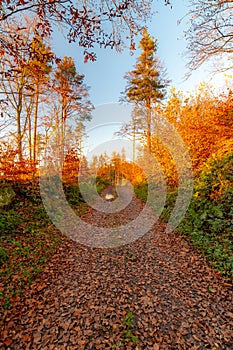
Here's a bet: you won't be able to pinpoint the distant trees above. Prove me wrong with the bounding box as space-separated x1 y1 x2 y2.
123 29 169 151
185 0 233 72
95 150 144 185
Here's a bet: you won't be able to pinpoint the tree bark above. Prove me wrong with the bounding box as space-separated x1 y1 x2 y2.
146 99 152 152
33 83 39 164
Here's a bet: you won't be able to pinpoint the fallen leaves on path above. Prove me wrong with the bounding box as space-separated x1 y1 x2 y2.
0 192 232 349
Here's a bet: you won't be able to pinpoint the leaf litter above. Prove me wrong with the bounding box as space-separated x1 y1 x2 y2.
0 192 232 349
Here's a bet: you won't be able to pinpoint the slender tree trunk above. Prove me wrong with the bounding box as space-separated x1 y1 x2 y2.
16 82 24 162
132 114 136 163
79 136 82 157
26 102 32 163
16 109 23 162
33 83 39 164
146 100 152 152
44 128 48 166
28 116 32 162
61 96 67 166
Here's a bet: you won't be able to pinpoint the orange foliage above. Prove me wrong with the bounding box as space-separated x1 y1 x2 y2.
161 85 233 177
0 142 37 181
151 138 178 187
97 160 145 185
62 149 80 184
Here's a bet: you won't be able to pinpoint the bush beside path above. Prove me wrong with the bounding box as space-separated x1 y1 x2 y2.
0 190 232 349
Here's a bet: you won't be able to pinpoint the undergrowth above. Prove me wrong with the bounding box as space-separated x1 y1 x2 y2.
0 177 107 312
134 151 233 281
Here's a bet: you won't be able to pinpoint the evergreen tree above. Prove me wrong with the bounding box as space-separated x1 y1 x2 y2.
124 29 168 151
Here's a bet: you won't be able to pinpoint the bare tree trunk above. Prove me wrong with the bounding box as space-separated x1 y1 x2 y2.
16 109 23 162
33 83 39 164
28 113 32 162
132 113 136 163
61 96 67 166
16 82 23 162
146 100 152 152
25 100 33 163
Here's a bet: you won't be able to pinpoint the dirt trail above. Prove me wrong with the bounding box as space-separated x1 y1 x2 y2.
0 191 232 349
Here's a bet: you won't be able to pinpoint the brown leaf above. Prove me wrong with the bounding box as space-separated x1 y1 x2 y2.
33 332 41 344
22 334 31 342
4 338 13 346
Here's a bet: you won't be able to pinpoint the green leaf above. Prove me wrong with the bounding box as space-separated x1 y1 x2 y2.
208 286 216 293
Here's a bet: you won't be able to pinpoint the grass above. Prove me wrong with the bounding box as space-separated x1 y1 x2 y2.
0 182 60 312
0 176 111 313
0 179 95 313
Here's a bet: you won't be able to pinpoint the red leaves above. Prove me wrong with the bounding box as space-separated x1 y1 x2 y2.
84 54 89 63
130 43 136 51
84 52 96 63
18 0 27 5
4 338 12 346
1 0 153 62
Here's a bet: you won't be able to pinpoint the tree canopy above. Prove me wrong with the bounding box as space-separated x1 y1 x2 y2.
185 0 233 72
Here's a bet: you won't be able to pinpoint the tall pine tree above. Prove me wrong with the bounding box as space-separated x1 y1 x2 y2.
124 29 168 151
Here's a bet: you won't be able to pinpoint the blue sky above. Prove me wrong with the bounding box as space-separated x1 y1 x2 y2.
51 0 231 155
52 0 229 106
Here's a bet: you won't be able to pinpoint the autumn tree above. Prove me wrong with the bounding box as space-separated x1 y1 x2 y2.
0 0 171 65
123 29 168 151
53 56 93 164
0 140 17 180
0 17 38 161
185 0 233 72
25 35 53 164
160 84 233 172
116 105 145 163
95 149 144 185
162 87 183 126
62 148 80 183
0 16 55 177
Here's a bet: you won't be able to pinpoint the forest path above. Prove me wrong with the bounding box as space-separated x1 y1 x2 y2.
1 190 232 349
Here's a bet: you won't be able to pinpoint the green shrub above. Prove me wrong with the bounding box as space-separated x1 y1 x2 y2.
160 189 178 223
63 183 84 206
0 209 23 235
134 182 148 202
178 151 233 279
134 151 233 279
0 247 9 264
134 182 177 220
0 184 15 207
